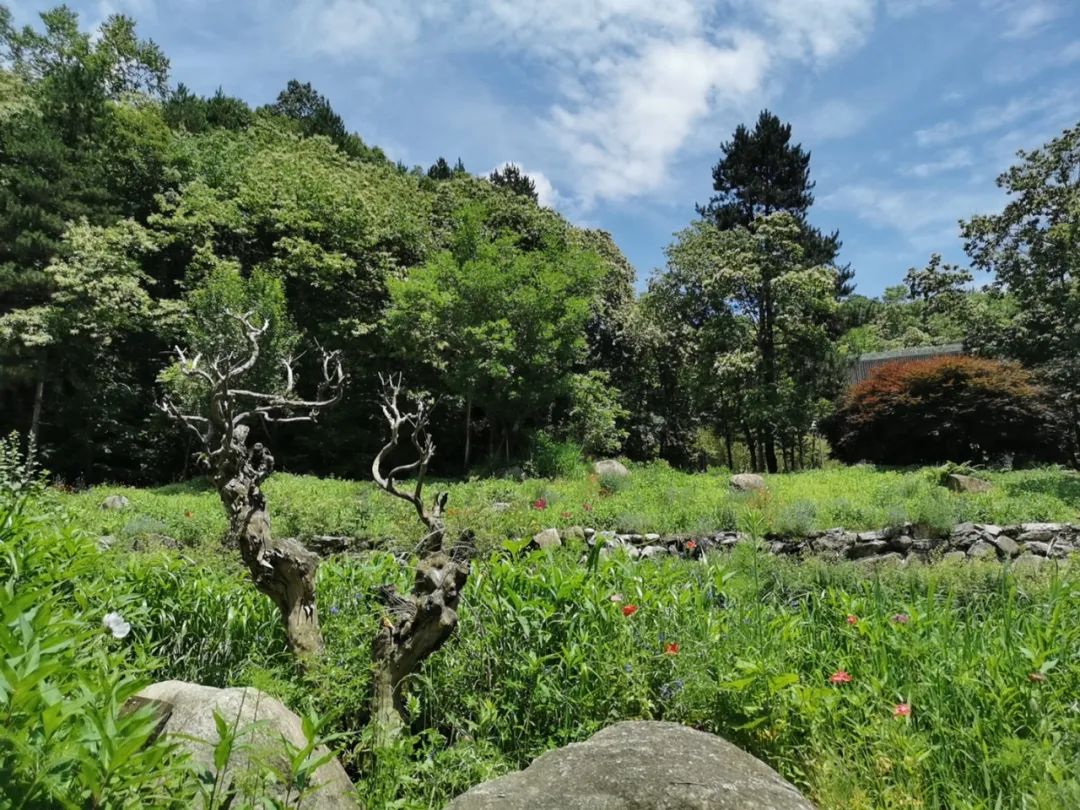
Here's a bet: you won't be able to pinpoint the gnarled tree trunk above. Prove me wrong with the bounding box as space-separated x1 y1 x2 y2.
214 430 323 657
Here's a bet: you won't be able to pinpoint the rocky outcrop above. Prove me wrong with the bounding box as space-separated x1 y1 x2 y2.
446 721 814 810
531 528 562 550
730 473 766 492
128 680 355 809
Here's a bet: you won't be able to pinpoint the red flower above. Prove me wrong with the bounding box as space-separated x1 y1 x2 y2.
829 670 852 684
583 502 594 512
532 499 548 510
846 614 858 626
892 613 910 624
893 703 912 718
1028 672 1047 683
622 604 638 617
664 642 680 655
686 540 697 550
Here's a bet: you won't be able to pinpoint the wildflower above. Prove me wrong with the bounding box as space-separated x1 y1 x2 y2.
892 613 910 624
184 510 193 519
830 670 853 684
583 502 594 512
532 499 548 510
686 540 697 551
893 703 912 718
1028 672 1047 683
609 593 624 603
846 614 858 626
622 604 639 617
624 662 633 674
560 511 573 519
330 606 340 615
660 678 685 700
664 642 680 656
102 612 131 639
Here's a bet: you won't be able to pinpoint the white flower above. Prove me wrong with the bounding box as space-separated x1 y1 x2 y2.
102 611 131 639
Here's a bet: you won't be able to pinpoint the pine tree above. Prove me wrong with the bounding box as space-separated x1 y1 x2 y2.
698 110 852 296
489 163 539 203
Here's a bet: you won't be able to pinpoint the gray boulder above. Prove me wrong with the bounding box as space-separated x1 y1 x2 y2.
531 528 562 550
730 473 766 492
594 459 630 478
944 474 992 494
130 680 354 809
446 720 814 810
100 494 130 510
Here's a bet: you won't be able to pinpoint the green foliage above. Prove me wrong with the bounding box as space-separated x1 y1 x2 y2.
528 432 584 479
962 122 1080 464
824 356 1062 466
0 488 200 807
565 370 629 456
66 502 1080 809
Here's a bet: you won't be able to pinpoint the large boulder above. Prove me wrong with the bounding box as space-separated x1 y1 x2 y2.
446 720 814 810
531 528 562 550
730 473 766 492
944 473 992 494
593 459 629 478
130 680 354 809
100 494 131 510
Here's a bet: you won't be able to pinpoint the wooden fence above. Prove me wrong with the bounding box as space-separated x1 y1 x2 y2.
847 343 964 384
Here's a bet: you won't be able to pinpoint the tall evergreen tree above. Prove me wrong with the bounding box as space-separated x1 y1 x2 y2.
698 110 853 297
264 79 385 162
489 163 538 202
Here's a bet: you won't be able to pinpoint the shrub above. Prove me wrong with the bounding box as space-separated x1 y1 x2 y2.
823 356 1061 466
528 432 584 479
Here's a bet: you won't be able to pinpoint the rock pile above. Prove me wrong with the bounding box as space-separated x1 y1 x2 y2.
530 522 1078 566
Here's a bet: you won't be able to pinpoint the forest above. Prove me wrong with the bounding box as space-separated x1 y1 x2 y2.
3 7 1076 484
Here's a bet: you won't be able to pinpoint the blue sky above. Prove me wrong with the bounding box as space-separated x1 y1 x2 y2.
9 0 1080 294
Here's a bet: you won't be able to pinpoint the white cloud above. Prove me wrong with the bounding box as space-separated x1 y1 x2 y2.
901 147 974 177
286 0 884 206
914 85 1077 146
982 0 1063 40
985 40 1080 84
820 183 1001 244
884 0 952 17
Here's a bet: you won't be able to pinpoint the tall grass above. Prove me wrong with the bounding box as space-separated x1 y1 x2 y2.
57 463 1080 553
94 537 1080 809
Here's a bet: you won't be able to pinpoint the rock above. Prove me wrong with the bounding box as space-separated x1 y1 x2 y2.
96 535 115 551
988 534 1020 558
593 459 629 478
730 473 766 492
563 526 587 544
129 681 353 809
890 535 915 552
943 551 968 564
100 494 130 510
1024 540 1068 559
945 473 993 493
638 545 668 559
911 537 944 553
977 524 1004 538
848 539 891 559
531 528 562 550
446 721 814 810
644 533 661 542
1017 523 1064 544
811 529 855 556
967 541 997 559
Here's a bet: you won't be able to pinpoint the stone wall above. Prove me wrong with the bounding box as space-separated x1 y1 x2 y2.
536 522 1080 567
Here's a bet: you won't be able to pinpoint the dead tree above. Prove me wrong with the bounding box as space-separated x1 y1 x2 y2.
159 310 344 658
370 373 472 742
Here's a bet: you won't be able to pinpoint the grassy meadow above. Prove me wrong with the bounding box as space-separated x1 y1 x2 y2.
58 462 1080 551
7 463 1080 808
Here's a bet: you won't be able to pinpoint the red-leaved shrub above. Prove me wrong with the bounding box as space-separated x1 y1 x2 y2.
823 356 1061 466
